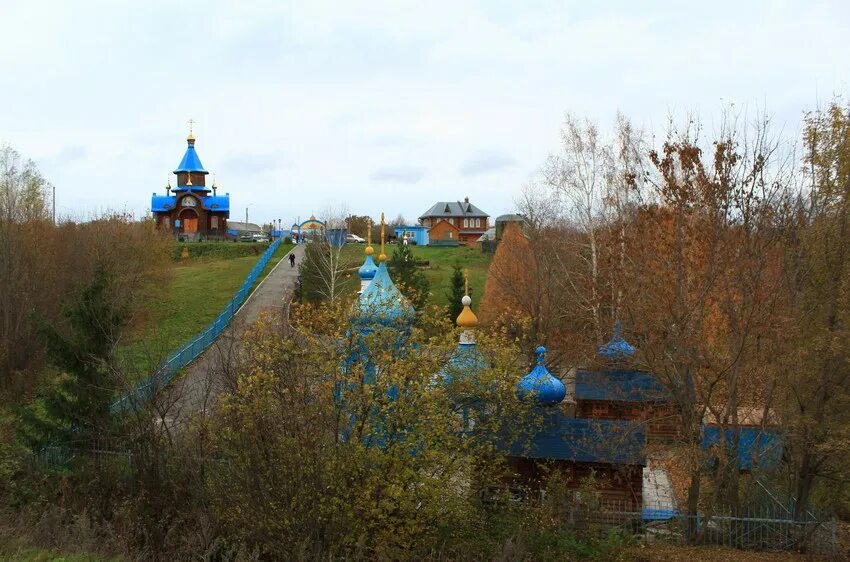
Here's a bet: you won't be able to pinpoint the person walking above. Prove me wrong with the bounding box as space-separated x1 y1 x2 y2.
289 252 296 268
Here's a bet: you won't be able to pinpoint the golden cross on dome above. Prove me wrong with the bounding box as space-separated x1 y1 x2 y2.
187 119 196 141
464 268 469 296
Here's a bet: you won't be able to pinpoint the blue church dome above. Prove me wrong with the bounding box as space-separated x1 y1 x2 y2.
517 346 566 405
359 254 378 283
597 321 635 359
356 262 415 327
173 136 208 174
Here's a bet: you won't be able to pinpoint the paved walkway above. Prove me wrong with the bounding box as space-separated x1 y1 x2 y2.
162 244 305 427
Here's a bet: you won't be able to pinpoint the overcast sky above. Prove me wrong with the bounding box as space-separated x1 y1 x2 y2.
1 1 847 226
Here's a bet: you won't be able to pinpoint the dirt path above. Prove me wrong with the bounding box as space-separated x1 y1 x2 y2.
162 244 305 427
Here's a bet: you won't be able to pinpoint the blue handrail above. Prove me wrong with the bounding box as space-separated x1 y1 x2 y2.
111 240 284 413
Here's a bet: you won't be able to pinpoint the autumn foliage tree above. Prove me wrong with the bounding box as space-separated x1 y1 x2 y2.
780 100 850 521
622 114 792 532
206 299 542 558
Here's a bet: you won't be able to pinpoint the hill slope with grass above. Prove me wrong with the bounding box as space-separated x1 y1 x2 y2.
119 242 292 378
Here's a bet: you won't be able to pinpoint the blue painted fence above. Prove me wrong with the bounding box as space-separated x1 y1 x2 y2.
111 239 284 413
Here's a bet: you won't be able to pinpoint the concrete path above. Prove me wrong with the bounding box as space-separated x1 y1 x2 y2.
161 244 305 427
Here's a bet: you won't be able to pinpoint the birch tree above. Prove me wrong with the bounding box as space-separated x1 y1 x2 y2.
545 115 609 344
299 204 351 304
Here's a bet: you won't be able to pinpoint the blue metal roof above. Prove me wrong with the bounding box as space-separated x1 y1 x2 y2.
173 140 208 173
575 369 669 402
202 195 230 212
172 185 211 192
508 410 646 465
151 194 176 212
517 346 566 406
151 193 229 214
356 262 415 327
701 426 783 470
394 225 428 232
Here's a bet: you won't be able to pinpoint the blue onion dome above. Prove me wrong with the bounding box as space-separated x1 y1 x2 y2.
597 320 635 359
356 262 415 327
359 245 378 285
517 346 566 405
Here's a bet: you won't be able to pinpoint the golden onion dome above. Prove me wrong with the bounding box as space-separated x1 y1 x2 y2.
456 295 478 328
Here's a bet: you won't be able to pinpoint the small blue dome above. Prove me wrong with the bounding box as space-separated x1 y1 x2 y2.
597 321 635 359
517 346 566 405
359 254 378 281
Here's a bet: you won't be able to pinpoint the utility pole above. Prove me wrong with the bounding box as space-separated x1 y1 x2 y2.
52 183 56 225
245 206 248 229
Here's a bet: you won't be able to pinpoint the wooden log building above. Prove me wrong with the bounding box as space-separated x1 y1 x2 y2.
152 126 230 239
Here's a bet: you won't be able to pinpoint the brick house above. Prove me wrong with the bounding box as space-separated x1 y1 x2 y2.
419 197 489 245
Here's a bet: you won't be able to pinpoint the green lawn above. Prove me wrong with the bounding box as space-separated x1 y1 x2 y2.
119 243 293 378
339 243 491 311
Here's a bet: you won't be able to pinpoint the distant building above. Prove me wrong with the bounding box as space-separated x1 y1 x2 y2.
495 213 524 240
226 221 263 238
152 128 230 239
394 225 429 246
419 197 489 245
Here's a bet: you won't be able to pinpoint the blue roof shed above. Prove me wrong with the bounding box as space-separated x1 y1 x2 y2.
395 226 429 246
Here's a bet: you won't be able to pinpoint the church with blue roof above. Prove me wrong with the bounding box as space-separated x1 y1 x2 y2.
151 124 230 239
343 217 784 522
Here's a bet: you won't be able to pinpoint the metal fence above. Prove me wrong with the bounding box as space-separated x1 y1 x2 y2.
110 239 284 414
554 497 837 555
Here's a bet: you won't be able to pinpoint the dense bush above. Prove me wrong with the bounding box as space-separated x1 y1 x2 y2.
171 241 267 262
204 302 546 559
0 213 171 396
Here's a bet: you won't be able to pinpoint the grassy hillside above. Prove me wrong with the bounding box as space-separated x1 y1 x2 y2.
119 243 293 377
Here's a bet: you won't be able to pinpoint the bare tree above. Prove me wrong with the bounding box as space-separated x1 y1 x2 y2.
545 115 612 344
300 203 351 303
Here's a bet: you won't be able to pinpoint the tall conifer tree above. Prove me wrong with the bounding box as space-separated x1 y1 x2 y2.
388 242 429 310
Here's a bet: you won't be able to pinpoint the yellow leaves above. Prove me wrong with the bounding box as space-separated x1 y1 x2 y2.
200 296 537 556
